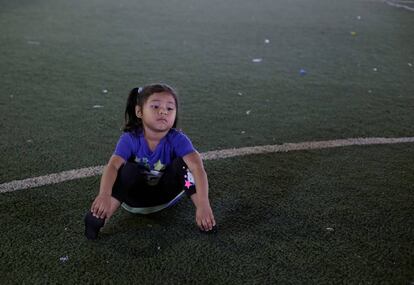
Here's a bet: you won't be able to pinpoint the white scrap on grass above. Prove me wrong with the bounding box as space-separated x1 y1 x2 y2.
246 110 251 115
408 63 413 67
237 92 243 96
264 39 270 44
59 255 69 263
252 58 263 63
357 16 361 20
241 131 246 134
102 89 108 94
93 105 104 109
373 67 378 72
157 246 161 251
326 227 334 231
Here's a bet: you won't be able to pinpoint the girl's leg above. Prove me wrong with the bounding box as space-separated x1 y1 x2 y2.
85 162 144 240
85 159 196 239
121 158 197 214
115 160 192 208
160 157 196 197
84 197 121 240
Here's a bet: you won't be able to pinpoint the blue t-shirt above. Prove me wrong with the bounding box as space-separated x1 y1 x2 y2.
114 128 195 172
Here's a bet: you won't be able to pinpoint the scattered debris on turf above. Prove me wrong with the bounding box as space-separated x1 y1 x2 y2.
27 40 40 45
93 105 104 109
59 255 69 263
252 58 262 63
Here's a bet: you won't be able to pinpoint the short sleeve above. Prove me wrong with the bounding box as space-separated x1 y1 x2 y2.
172 131 196 158
113 133 134 161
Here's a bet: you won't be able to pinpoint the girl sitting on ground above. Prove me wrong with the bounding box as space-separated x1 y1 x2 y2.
84 83 216 239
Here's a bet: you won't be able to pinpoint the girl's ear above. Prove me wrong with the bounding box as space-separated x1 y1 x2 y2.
135 106 142 118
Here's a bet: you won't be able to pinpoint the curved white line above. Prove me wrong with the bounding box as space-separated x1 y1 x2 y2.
1 137 414 193
385 0 414 11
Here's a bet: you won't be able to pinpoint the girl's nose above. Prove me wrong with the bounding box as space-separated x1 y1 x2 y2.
159 108 168 115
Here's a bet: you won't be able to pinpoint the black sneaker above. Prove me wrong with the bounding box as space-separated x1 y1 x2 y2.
84 212 105 240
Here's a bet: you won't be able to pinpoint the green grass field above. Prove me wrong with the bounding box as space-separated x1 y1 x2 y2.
1 0 413 283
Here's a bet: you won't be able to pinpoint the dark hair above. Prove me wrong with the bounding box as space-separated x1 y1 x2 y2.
123 83 179 133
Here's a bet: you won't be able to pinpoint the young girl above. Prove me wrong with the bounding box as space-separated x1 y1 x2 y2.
84 83 216 239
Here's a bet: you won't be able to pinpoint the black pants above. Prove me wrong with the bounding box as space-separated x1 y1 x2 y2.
111 157 196 208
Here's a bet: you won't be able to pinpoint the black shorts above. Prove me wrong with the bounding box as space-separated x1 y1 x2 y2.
111 157 196 210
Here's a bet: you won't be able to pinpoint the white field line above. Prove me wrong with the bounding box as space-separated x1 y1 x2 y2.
1 137 414 194
385 0 414 11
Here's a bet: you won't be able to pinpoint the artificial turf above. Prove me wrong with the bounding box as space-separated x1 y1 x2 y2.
1 0 413 181
1 0 413 283
1 145 413 283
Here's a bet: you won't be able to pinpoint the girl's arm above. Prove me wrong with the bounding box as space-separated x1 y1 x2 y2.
183 151 216 231
91 155 125 218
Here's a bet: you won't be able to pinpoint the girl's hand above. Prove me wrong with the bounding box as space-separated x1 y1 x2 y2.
91 194 112 219
196 204 216 231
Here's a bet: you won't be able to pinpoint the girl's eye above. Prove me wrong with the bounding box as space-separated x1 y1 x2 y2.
167 107 175 111
151 105 159 109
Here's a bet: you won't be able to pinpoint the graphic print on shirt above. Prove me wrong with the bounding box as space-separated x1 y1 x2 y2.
134 157 166 186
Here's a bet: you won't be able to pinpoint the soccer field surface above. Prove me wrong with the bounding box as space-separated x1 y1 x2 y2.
1 0 413 283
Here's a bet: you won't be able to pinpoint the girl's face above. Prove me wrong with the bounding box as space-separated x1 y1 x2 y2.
136 92 177 134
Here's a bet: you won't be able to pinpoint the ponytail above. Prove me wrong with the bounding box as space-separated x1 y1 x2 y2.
123 87 141 132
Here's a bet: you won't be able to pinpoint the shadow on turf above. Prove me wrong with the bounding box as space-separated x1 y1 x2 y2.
85 196 281 258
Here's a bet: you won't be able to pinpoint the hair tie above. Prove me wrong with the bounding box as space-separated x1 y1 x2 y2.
137 87 143 93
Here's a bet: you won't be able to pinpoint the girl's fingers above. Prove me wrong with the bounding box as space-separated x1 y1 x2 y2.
206 219 213 230
205 214 215 230
202 218 212 231
91 199 101 215
91 206 98 216
96 206 104 218
196 210 216 231
100 207 107 219
196 217 202 229
91 201 97 212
